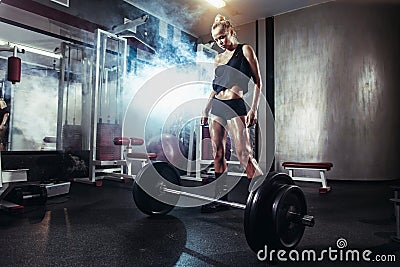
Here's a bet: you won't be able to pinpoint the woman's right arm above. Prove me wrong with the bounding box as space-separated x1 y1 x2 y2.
201 54 220 125
201 90 216 125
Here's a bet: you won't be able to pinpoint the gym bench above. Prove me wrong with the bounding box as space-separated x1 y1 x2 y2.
81 137 157 186
282 162 333 193
110 137 157 180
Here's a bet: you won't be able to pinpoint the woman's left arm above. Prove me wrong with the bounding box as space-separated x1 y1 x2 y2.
243 44 262 127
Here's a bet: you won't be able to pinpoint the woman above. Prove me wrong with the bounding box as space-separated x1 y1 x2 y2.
201 14 264 212
0 98 10 151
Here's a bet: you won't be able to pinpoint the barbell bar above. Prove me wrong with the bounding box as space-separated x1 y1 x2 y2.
162 187 247 209
162 187 314 227
132 161 315 253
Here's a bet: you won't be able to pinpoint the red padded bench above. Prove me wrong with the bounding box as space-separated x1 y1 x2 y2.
113 137 158 178
282 162 333 193
114 137 157 162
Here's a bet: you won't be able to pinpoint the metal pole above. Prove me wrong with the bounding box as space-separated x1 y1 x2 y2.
163 186 314 227
56 43 67 150
162 187 246 210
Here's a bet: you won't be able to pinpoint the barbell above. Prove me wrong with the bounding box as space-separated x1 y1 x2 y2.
132 161 315 253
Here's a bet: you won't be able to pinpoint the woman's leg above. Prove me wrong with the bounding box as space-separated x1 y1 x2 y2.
227 116 263 179
209 114 228 174
201 115 229 213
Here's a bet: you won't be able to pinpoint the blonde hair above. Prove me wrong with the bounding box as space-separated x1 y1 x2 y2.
211 14 236 34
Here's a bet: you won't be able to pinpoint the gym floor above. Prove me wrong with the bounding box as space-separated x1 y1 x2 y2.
1 178 400 267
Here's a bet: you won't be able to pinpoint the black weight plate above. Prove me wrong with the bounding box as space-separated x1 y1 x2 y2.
36 185 48 205
244 172 295 253
133 161 181 216
272 185 307 249
5 184 48 206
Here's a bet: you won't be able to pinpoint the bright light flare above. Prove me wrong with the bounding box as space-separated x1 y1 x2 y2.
204 0 226 9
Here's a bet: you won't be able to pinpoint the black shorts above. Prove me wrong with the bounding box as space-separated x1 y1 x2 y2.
210 98 249 120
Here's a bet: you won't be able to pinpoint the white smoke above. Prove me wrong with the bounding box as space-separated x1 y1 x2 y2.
11 71 59 150
121 36 215 136
0 1 218 152
123 0 207 35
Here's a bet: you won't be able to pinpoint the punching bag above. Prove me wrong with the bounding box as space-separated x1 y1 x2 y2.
7 56 21 84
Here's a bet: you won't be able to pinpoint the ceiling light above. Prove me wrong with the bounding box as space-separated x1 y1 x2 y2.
204 0 226 9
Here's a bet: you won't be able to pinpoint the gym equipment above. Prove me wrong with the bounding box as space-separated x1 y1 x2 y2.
0 167 28 211
88 30 127 182
96 123 121 161
390 186 400 243
133 161 181 216
3 46 24 84
132 161 314 252
7 56 21 84
146 134 187 174
62 124 82 151
4 184 47 206
282 161 333 193
113 137 144 146
58 43 84 152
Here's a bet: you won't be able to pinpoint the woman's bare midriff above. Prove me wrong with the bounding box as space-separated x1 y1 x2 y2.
214 85 244 100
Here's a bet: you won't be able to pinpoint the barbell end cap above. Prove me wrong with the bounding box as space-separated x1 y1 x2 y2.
302 215 315 227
